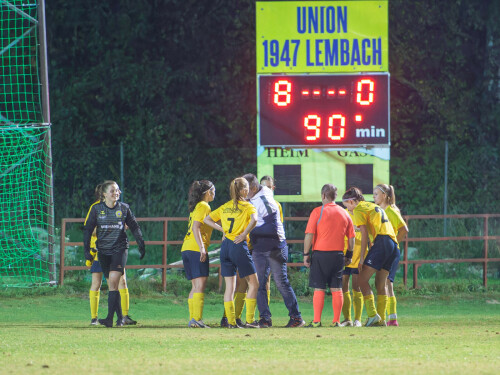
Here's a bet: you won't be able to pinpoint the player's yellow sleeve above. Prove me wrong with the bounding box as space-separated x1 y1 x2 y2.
181 201 213 252
276 200 283 223
385 206 406 238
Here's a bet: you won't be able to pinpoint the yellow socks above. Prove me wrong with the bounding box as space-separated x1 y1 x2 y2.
234 292 246 320
89 290 100 319
377 295 388 320
363 294 377 318
342 291 352 321
245 298 257 323
119 288 130 316
188 298 193 320
387 296 397 320
267 289 271 306
193 293 205 321
224 301 236 326
353 291 364 321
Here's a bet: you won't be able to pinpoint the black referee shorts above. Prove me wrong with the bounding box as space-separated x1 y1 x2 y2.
309 251 344 289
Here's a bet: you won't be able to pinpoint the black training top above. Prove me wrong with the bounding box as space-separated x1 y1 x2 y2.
83 201 144 255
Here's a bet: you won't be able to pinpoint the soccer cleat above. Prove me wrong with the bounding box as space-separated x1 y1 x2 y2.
306 321 322 328
220 317 229 328
285 317 306 328
98 318 113 328
90 318 98 325
332 322 342 327
244 320 260 328
122 315 137 325
387 319 399 327
353 320 362 327
258 318 273 328
188 318 197 328
196 320 210 328
226 324 242 329
115 319 124 327
235 318 245 328
340 319 353 327
364 314 382 327
373 320 387 327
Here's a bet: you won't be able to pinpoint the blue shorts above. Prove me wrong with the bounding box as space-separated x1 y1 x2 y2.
220 238 256 278
363 235 398 272
182 250 209 280
387 246 401 282
90 259 103 273
343 266 359 276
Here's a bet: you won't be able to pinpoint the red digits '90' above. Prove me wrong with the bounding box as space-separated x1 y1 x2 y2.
274 80 291 107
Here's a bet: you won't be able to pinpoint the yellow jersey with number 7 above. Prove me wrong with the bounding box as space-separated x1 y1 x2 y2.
209 200 256 242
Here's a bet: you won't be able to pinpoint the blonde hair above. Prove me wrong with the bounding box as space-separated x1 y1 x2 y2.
229 177 248 210
374 184 399 212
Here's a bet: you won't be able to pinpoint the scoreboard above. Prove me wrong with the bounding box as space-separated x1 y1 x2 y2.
256 1 389 202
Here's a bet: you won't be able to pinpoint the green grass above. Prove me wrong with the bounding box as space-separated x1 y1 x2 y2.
1 290 499 374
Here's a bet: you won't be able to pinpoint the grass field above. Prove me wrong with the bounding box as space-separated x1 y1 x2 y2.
1 289 499 374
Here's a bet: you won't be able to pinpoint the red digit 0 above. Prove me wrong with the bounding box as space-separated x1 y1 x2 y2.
328 114 346 141
356 79 375 106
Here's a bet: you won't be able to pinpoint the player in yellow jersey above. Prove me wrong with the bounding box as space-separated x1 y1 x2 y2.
181 180 216 328
86 185 138 326
340 207 366 327
373 184 408 327
204 177 259 328
342 187 398 327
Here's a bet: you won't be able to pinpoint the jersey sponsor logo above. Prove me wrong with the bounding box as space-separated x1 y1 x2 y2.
100 224 123 229
115 210 123 218
222 207 242 214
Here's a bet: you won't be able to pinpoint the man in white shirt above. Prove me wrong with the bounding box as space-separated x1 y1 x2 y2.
243 173 305 328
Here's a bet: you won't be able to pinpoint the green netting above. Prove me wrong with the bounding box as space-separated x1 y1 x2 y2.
0 0 42 125
0 126 54 287
0 1 53 287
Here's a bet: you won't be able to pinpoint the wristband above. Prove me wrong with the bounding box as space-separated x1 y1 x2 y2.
303 253 310 256
345 250 353 259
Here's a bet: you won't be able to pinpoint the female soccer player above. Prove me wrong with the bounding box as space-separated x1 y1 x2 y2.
84 180 145 328
340 207 366 327
86 186 137 326
342 187 398 327
181 180 216 328
204 177 259 328
373 184 408 326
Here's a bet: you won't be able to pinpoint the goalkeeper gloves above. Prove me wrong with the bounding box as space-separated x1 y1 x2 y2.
139 245 146 260
85 249 97 267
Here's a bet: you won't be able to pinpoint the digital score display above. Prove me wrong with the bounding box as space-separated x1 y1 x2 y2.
258 73 389 147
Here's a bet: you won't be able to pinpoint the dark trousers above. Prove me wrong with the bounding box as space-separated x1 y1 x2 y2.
252 239 301 320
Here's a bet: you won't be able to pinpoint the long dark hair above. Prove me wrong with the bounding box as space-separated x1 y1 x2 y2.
188 180 214 212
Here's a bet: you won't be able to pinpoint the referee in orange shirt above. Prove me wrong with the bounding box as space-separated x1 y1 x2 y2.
304 184 355 327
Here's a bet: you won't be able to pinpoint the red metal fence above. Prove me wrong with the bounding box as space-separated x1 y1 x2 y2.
60 214 500 291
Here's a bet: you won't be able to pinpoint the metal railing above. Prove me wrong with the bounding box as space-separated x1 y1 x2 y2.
59 214 500 291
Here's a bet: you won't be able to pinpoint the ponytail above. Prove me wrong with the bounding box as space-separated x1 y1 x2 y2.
95 180 117 201
374 184 400 212
229 177 248 210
